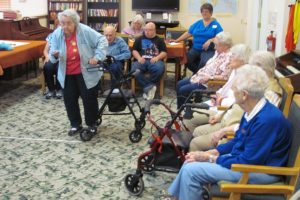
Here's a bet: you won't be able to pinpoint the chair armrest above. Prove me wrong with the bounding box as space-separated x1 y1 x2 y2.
225 131 235 139
231 164 300 176
221 184 294 195
207 79 227 88
217 106 228 111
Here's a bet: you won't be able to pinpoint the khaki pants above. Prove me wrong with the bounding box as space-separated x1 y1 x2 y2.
184 109 217 132
189 122 223 151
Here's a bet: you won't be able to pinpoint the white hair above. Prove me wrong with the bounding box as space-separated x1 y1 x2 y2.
230 44 252 63
215 32 233 47
233 64 269 100
132 14 144 26
249 51 276 78
58 9 80 26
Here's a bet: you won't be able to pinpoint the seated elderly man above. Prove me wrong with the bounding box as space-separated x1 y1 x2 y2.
103 26 131 88
176 31 233 109
131 22 167 100
168 64 292 200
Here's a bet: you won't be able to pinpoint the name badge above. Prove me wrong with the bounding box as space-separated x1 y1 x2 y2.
212 25 217 28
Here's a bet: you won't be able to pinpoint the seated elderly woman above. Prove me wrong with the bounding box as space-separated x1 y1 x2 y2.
168 64 292 200
189 51 283 151
122 14 144 38
176 31 233 109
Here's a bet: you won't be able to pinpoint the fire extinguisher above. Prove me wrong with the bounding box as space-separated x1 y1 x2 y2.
266 31 276 52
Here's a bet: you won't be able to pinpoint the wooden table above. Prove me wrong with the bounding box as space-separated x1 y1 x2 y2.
128 39 187 82
0 40 46 76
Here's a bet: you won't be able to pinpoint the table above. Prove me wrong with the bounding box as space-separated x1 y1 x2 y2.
0 40 46 76
128 39 187 82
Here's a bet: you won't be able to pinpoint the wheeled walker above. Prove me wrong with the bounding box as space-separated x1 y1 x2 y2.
124 90 214 196
80 56 146 142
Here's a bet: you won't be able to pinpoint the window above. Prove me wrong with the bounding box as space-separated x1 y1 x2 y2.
0 0 10 10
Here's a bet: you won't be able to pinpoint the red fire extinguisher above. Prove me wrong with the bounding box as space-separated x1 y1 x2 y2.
266 31 276 52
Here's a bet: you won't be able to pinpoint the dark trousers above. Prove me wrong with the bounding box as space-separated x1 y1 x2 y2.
43 61 61 91
187 48 215 74
176 78 206 109
108 61 124 87
63 74 99 127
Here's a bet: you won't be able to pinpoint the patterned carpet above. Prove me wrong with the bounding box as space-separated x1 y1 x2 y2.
0 72 181 199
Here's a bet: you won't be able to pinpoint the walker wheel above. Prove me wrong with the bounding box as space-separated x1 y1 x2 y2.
124 174 144 196
135 119 146 130
96 118 102 126
129 130 142 143
139 154 154 173
80 129 94 141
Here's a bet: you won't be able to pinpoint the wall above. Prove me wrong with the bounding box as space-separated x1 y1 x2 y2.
11 0 48 27
121 0 247 44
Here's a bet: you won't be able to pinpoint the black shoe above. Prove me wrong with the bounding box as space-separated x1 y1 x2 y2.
80 126 98 141
68 125 83 136
45 91 55 99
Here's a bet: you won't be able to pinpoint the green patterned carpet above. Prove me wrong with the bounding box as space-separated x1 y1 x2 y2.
0 74 180 200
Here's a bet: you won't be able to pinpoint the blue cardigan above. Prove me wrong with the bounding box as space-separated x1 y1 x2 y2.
216 101 292 169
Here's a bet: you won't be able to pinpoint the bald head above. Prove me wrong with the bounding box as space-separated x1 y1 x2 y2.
144 22 156 38
104 26 116 44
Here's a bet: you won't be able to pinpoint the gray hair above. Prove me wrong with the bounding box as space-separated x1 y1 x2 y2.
233 64 269 100
58 9 80 26
215 32 233 47
249 51 275 78
230 44 252 63
132 14 144 26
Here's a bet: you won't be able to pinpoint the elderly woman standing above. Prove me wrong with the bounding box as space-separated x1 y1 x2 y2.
168 65 291 200
49 9 108 139
122 14 144 38
176 31 233 109
174 3 223 74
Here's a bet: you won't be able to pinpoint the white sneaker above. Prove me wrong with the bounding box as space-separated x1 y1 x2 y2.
143 93 148 100
112 88 120 94
147 86 156 100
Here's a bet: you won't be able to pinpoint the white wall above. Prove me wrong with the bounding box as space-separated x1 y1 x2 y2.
11 0 47 17
121 0 247 44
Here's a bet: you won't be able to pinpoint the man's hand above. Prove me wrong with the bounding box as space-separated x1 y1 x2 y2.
185 151 210 163
150 57 158 64
88 58 98 65
44 55 49 64
138 57 146 64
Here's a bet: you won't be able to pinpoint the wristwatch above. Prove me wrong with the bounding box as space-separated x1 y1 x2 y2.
209 155 215 163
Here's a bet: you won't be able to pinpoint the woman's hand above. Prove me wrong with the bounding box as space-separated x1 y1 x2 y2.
211 129 226 146
185 151 210 163
208 115 220 124
88 58 98 65
202 39 212 50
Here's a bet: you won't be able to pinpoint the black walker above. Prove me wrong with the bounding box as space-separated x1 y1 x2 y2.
80 56 146 142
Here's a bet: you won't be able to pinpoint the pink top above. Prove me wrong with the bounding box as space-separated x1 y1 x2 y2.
190 51 232 84
121 26 144 36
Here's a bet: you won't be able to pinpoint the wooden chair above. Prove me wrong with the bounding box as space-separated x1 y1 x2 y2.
210 94 300 200
130 59 167 98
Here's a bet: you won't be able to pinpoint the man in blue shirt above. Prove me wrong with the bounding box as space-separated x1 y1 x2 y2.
103 26 131 88
168 65 292 200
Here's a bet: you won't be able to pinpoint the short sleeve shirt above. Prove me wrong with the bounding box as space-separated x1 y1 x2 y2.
189 19 223 50
133 35 167 59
